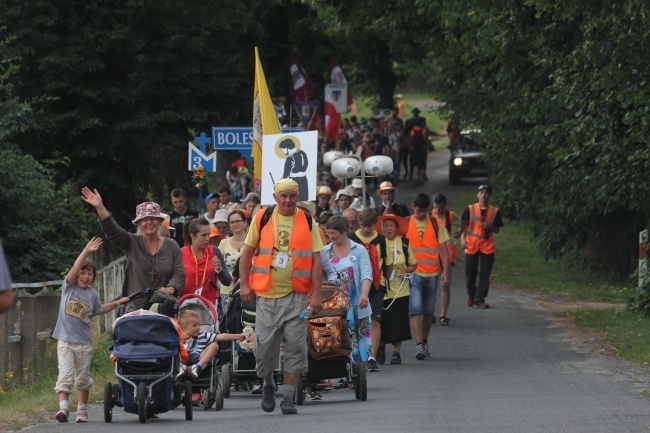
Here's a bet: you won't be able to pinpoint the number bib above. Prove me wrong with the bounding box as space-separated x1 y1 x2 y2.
274 252 289 269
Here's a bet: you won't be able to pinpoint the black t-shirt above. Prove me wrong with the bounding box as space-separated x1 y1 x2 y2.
461 206 504 237
169 208 199 247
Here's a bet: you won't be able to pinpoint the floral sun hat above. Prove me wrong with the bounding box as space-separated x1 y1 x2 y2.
132 202 164 224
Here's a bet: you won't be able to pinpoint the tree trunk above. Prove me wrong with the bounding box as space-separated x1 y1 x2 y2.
584 212 643 279
375 37 397 109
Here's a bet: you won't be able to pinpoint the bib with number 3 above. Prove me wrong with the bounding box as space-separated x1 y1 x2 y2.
274 252 289 269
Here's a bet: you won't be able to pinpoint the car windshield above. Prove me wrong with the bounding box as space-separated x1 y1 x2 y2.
454 136 482 152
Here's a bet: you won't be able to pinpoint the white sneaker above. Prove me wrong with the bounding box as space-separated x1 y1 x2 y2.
76 410 88 423
177 364 187 379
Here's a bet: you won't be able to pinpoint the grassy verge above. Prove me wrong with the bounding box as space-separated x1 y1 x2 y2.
0 332 115 430
449 192 649 368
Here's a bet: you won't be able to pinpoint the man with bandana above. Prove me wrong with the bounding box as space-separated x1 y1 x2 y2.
239 179 323 415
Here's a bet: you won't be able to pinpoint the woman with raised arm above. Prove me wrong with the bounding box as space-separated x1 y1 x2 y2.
81 187 184 310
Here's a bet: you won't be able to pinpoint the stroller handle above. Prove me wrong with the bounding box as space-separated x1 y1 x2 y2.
115 288 177 317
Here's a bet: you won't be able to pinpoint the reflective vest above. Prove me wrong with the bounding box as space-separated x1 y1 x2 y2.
249 208 313 294
431 209 459 264
465 203 498 255
405 216 440 274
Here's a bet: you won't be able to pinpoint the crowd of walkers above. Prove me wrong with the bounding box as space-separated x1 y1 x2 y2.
48 104 504 419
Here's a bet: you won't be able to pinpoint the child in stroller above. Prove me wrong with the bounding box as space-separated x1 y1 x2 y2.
177 295 244 408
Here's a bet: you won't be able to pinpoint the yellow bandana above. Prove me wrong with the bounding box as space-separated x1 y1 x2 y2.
274 178 299 193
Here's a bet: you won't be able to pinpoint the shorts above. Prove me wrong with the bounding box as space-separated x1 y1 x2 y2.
254 291 308 378
54 340 94 394
368 289 385 322
408 274 438 316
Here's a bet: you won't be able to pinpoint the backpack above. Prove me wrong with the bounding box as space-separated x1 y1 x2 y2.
409 126 427 151
258 205 312 232
349 232 388 292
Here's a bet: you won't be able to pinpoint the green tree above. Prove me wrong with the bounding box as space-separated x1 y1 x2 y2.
422 0 650 276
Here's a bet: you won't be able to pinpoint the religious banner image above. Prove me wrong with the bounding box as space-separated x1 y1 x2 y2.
261 130 318 205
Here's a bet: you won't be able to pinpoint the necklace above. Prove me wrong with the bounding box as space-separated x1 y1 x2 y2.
146 237 161 282
190 245 208 288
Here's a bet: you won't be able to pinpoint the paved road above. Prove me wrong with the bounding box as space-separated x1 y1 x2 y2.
27 149 650 432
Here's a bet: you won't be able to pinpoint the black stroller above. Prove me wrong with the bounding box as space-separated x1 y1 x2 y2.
103 288 193 423
219 283 282 397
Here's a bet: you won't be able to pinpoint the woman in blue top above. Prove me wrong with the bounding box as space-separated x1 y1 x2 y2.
323 215 373 363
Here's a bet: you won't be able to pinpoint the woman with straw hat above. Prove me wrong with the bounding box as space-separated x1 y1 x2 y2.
375 213 416 365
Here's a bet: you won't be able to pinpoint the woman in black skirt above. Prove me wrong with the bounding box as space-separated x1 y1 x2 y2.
375 214 417 365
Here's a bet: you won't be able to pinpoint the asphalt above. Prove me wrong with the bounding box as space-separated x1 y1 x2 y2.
25 148 650 433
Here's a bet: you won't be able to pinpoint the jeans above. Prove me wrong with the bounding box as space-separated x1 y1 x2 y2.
408 274 438 316
465 252 495 302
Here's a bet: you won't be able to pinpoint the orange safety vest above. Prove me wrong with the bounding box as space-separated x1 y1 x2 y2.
431 209 459 264
405 216 440 274
249 208 313 294
465 203 498 255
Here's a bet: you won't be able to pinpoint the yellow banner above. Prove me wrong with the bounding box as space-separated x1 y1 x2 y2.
252 47 281 180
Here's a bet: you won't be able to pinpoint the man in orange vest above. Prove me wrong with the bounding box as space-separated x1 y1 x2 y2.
458 185 504 309
239 178 323 415
405 193 450 360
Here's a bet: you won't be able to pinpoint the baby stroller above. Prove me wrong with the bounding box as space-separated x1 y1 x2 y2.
219 283 282 397
103 288 193 423
177 293 225 411
295 282 368 404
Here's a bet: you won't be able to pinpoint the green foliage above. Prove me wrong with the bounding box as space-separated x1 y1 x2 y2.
628 275 650 317
0 145 95 282
421 0 650 276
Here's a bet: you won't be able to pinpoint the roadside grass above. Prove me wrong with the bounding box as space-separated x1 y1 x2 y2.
449 192 649 367
564 308 650 366
0 332 115 430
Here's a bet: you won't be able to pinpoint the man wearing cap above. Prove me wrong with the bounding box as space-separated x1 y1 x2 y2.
314 186 332 217
212 209 231 239
203 193 220 225
458 185 503 309
375 181 410 217
239 178 323 415
169 188 199 247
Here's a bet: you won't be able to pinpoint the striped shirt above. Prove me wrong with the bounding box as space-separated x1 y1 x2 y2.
184 331 217 356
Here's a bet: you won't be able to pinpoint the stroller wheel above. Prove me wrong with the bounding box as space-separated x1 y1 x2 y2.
184 381 193 421
103 382 113 423
222 364 231 398
112 384 122 407
137 382 147 424
202 389 210 411
215 387 224 411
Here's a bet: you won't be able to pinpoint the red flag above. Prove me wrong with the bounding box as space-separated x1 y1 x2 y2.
289 52 314 101
330 54 353 108
325 93 341 143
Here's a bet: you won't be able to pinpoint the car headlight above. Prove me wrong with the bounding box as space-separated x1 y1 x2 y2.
453 157 463 167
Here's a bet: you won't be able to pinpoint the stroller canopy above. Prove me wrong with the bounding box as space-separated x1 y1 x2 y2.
112 315 180 359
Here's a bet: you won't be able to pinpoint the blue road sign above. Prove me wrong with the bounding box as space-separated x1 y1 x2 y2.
187 142 216 172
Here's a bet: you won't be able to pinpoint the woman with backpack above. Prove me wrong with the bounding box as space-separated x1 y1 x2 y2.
376 214 417 365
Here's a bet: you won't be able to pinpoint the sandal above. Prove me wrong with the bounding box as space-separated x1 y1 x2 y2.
439 316 450 326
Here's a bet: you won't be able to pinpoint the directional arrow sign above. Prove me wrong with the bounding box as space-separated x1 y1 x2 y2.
188 142 216 172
